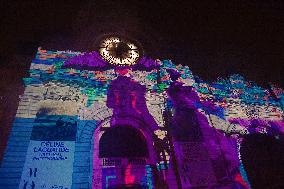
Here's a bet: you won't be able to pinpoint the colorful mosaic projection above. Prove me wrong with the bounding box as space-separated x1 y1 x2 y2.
0 47 283 189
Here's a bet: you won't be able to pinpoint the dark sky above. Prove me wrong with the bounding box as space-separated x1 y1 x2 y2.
0 1 283 87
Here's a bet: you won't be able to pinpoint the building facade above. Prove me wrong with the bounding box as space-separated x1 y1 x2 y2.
0 37 283 189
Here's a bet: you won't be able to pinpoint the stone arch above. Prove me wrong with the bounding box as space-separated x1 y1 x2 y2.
92 115 157 164
99 125 149 158
79 104 113 121
92 116 157 189
78 103 112 142
108 116 157 163
72 104 112 189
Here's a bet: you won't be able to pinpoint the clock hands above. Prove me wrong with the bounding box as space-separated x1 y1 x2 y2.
129 48 138 50
98 37 141 65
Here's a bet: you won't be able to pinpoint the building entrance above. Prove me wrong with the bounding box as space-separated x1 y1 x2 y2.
93 125 152 188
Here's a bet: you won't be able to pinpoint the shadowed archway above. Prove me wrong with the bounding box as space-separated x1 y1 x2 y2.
240 134 284 189
99 125 149 158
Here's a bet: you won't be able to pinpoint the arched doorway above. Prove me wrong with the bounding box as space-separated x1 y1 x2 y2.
240 134 284 189
93 124 154 189
99 125 148 158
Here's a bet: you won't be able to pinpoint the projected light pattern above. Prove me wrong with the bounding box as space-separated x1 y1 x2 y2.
98 37 140 66
0 47 283 189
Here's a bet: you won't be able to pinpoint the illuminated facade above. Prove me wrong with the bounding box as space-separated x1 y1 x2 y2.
0 38 283 189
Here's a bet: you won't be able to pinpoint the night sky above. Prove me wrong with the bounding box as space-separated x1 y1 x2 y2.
0 1 283 86
0 1 284 187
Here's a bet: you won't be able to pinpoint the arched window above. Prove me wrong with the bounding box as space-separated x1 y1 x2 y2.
99 126 148 158
240 134 284 189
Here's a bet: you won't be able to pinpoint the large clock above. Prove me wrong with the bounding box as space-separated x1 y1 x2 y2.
98 36 141 66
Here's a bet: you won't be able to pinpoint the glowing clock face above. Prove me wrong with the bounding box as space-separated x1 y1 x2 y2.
98 37 140 66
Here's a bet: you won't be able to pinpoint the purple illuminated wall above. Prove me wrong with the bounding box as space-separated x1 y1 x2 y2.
0 47 283 189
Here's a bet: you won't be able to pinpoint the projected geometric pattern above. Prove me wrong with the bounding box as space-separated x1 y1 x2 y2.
0 45 283 189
